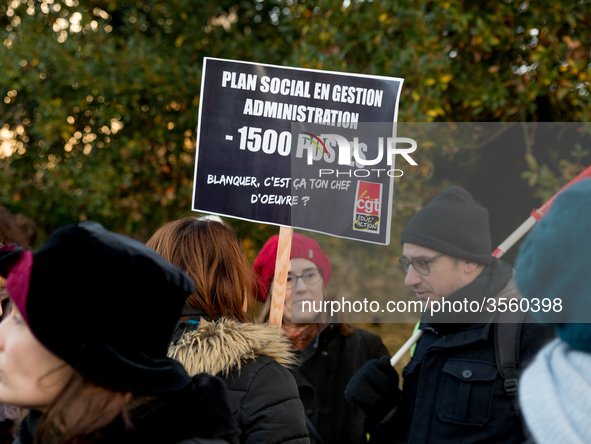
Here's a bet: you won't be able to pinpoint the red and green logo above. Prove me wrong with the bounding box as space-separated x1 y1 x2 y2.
303 132 328 155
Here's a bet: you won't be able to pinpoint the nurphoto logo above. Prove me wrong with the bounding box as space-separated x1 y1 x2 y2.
295 132 418 178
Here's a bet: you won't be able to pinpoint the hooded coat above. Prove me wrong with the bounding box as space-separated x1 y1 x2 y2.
169 313 310 444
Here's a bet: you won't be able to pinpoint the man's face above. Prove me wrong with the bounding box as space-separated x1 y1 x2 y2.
402 243 467 305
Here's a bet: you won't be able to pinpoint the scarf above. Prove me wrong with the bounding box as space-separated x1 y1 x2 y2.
420 257 513 330
283 323 324 351
520 338 591 444
0 402 19 422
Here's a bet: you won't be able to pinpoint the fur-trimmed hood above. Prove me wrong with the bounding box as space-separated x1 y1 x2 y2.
168 317 298 377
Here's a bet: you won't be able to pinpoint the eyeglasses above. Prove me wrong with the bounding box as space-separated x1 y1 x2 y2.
287 268 323 288
399 253 444 276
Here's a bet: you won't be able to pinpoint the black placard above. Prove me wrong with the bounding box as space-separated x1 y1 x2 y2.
192 58 403 244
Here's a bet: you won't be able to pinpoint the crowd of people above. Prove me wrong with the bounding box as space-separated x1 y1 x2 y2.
0 179 589 443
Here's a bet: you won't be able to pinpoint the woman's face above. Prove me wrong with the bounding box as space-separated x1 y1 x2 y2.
283 258 325 326
0 302 72 411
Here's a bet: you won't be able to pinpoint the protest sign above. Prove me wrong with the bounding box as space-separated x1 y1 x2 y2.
193 57 404 244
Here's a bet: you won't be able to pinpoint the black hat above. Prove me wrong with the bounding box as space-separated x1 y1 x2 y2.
400 187 493 265
1 222 195 395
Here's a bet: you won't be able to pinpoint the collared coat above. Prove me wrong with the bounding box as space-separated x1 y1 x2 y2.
290 323 390 444
379 261 555 444
14 374 240 444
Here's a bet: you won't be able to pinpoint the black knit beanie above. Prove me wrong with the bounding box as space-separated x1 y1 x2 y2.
400 187 493 265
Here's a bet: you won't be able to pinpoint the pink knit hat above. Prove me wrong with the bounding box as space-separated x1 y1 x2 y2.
253 233 332 302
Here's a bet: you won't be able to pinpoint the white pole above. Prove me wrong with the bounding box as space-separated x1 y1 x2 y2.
390 329 424 367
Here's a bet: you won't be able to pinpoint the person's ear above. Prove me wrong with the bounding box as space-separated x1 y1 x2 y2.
463 261 480 274
242 292 248 312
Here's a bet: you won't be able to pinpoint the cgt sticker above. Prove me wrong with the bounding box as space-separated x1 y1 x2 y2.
353 181 382 234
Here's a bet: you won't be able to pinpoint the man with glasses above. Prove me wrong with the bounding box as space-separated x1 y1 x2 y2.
346 186 554 444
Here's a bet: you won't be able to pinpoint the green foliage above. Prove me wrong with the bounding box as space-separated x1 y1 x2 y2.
521 139 590 201
1 0 590 249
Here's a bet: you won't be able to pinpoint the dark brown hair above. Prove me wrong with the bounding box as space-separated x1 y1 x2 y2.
0 205 28 248
14 214 38 249
146 218 252 323
34 371 135 444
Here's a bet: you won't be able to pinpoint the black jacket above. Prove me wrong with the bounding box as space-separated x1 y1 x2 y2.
170 313 309 444
14 374 240 444
379 260 555 444
291 323 390 444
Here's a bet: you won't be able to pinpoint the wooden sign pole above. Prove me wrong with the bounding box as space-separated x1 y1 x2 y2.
269 226 293 327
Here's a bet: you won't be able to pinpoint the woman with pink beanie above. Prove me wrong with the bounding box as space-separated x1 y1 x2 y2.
253 233 389 444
